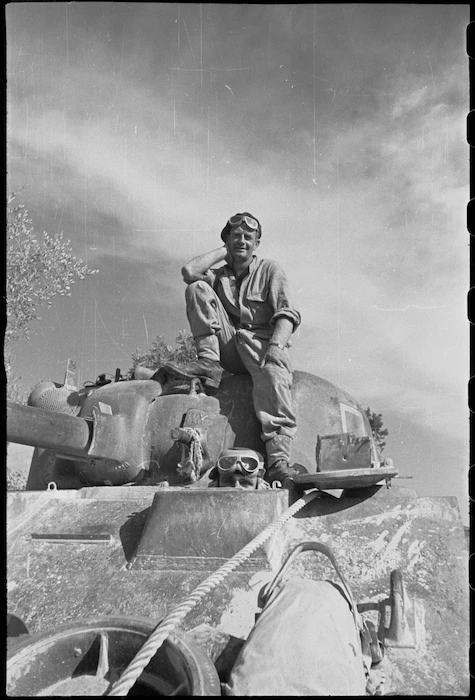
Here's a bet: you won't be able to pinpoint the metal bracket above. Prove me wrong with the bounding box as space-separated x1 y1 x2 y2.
63 358 78 391
88 409 128 462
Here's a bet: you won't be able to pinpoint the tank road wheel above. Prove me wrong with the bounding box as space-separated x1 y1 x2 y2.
6 617 221 696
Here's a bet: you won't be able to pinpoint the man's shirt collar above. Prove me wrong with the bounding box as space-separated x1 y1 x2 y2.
226 254 258 278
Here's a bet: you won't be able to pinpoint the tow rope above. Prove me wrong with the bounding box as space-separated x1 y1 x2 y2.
107 489 319 696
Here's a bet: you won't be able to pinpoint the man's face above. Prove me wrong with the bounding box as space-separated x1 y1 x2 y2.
217 468 260 489
226 225 260 265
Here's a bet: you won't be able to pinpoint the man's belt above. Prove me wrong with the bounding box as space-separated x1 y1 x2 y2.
235 323 272 338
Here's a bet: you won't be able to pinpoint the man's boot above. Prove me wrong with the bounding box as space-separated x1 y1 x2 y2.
266 460 301 488
155 335 223 391
133 366 156 380
264 435 305 488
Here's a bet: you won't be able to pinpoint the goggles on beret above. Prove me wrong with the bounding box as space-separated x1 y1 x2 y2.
217 448 264 475
228 214 259 231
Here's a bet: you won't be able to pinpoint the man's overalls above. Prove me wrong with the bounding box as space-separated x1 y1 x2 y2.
185 255 301 467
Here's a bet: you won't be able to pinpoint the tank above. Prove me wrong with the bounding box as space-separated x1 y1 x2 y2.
6 361 469 695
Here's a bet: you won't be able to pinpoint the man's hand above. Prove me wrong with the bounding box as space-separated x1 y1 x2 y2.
260 344 292 373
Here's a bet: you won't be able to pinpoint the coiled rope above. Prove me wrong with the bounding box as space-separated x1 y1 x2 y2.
107 489 319 696
176 427 203 483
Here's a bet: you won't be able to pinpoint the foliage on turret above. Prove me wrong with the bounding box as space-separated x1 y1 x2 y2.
365 408 388 453
130 331 197 375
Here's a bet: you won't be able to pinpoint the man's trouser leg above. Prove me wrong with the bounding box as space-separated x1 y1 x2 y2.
184 283 297 466
232 330 297 468
155 282 238 389
185 281 247 373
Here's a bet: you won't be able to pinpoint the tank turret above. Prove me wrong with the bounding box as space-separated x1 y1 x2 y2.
7 364 385 490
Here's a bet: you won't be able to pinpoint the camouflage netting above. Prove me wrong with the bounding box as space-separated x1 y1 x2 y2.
28 381 82 416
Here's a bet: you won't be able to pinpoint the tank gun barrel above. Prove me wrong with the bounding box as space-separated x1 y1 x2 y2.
7 401 93 457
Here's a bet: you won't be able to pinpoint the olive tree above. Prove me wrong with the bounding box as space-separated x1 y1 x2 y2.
6 191 98 400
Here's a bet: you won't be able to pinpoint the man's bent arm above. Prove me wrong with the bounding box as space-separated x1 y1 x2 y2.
270 318 294 348
261 317 295 372
181 246 228 283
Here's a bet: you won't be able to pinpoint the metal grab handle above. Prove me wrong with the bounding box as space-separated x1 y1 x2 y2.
258 541 360 629
171 427 196 443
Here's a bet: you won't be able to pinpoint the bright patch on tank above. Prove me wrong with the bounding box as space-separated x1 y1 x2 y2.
340 403 366 437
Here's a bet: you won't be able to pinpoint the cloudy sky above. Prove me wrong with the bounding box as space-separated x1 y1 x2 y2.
7 3 469 522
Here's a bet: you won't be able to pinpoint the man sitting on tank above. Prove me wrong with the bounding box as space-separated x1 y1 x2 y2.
160 212 301 488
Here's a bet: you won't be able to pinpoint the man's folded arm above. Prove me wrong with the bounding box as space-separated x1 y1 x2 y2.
181 246 228 284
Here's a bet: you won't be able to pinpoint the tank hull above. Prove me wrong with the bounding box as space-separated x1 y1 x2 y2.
6 483 469 696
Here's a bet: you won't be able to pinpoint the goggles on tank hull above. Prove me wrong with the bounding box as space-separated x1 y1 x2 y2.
217 448 265 475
